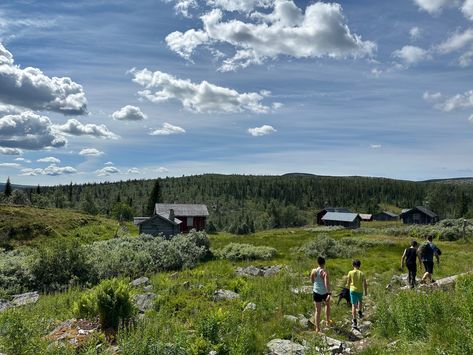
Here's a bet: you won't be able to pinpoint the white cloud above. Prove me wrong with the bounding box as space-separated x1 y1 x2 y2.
53 119 118 139
157 166 170 173
0 104 23 116
20 164 77 176
393 45 430 65
127 167 141 174
0 111 66 150
37 156 60 164
96 166 120 176
424 90 473 112
0 147 22 155
165 1 375 71
248 124 277 136
410 27 422 41
111 105 147 121
79 148 104 156
0 162 21 168
208 0 272 12
438 28 473 53
462 0 473 20
370 144 382 149
130 68 270 113
167 0 197 17
469 113 473 122
0 43 87 115
105 161 114 166
149 122 186 136
14 157 31 163
413 0 452 14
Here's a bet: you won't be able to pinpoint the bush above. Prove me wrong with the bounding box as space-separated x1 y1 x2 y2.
74 279 136 330
216 243 277 261
340 237 395 248
0 249 35 294
298 234 359 259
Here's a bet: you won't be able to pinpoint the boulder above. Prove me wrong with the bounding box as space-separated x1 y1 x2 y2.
283 315 299 323
243 302 256 311
267 339 306 355
47 318 100 348
235 265 284 277
297 314 310 329
0 299 11 312
213 289 240 301
143 285 153 292
130 277 150 287
135 293 156 312
11 291 39 306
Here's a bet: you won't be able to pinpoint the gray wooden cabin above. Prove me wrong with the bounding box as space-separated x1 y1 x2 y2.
134 210 182 237
373 211 399 221
322 212 361 229
400 206 439 225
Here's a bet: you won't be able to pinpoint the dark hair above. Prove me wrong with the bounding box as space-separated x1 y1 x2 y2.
411 240 418 247
427 235 433 241
317 256 326 266
352 259 361 268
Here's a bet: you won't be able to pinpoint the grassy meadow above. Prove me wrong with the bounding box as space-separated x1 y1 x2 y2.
0 213 473 354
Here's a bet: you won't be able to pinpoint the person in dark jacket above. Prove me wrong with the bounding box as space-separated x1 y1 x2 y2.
419 235 441 284
401 240 422 288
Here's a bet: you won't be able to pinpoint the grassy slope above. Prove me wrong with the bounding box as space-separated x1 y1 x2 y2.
2 224 473 354
0 204 137 248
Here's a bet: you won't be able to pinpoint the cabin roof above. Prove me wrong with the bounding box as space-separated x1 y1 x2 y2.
135 213 182 226
154 203 209 217
359 213 373 220
380 211 398 217
322 212 360 222
400 206 437 218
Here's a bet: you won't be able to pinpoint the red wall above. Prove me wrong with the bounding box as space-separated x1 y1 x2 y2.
176 216 207 232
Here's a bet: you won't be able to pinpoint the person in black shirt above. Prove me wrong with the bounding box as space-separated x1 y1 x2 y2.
401 240 422 288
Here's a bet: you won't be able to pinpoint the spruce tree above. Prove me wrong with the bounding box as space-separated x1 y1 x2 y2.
4 177 12 197
147 179 162 215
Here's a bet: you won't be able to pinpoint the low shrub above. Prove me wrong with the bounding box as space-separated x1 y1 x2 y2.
216 243 277 261
340 237 395 248
298 234 359 259
74 278 136 330
0 249 35 294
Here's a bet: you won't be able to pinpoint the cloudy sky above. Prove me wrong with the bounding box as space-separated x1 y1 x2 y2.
1 0 473 185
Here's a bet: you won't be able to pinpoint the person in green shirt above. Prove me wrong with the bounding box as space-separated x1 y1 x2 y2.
346 259 368 329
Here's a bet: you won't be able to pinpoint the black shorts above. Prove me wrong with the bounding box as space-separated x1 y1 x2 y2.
313 292 329 303
423 261 434 274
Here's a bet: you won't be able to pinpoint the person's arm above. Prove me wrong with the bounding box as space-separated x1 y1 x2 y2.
363 275 368 296
435 251 440 265
310 269 316 283
401 249 406 269
418 253 422 269
346 272 351 288
323 270 331 298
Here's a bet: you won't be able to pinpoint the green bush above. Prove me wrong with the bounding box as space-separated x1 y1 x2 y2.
74 278 136 330
298 234 359 259
0 249 35 294
216 243 277 261
340 237 395 248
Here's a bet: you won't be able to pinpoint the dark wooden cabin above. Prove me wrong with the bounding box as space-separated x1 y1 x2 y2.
154 204 209 233
316 207 352 225
373 211 399 221
134 212 181 237
322 212 361 229
400 206 439 225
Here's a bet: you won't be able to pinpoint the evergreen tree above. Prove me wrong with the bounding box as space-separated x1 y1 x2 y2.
4 177 12 197
68 182 73 202
147 179 162 215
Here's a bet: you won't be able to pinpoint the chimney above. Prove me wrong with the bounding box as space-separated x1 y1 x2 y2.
169 208 175 221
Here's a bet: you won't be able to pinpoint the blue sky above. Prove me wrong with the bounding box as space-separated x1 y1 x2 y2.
1 0 473 185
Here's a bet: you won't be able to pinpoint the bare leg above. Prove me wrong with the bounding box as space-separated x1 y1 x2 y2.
325 300 331 326
315 302 322 332
351 302 357 320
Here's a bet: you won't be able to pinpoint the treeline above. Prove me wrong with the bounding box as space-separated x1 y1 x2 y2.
4 174 473 232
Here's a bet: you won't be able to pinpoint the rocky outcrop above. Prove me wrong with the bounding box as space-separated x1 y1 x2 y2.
0 291 40 312
267 339 306 355
244 302 256 311
134 293 156 313
130 277 150 287
47 318 100 348
236 265 284 277
283 314 310 329
214 289 240 301
419 272 472 291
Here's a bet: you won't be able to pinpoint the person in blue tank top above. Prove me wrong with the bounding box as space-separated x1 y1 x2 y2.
310 256 332 333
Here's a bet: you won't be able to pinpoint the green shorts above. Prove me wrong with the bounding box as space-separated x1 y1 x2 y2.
350 291 363 305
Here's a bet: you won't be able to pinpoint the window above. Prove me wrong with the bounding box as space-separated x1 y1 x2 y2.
187 217 194 226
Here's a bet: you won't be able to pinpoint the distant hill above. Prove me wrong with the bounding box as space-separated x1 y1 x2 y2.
0 204 134 249
0 183 31 192
423 177 473 184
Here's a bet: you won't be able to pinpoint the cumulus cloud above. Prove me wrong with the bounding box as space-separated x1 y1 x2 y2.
149 122 186 136
127 167 141 174
111 105 147 121
79 148 104 156
37 156 60 164
157 166 169 173
208 0 272 12
165 1 375 71
0 147 22 155
105 161 114 165
463 0 473 20
20 164 77 176
413 0 452 14
0 162 21 168
130 68 270 113
167 0 197 17
14 157 31 163
393 45 431 65
0 111 66 150
437 28 473 66
410 27 422 41
423 90 473 112
0 104 23 116
53 119 118 139
248 124 277 136
0 43 87 115
96 165 120 176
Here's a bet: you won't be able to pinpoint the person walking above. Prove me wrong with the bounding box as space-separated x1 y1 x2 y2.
346 259 368 330
310 256 332 333
401 240 422 288
419 235 441 284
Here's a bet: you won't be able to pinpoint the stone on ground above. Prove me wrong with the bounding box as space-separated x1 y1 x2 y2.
213 289 240 301
11 291 39 306
47 318 100 348
130 277 150 287
235 265 284 277
267 339 306 355
134 293 156 312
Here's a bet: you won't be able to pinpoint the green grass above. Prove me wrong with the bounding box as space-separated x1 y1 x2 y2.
1 224 472 354
0 204 137 248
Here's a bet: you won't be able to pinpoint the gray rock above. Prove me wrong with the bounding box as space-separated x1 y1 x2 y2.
135 293 156 312
11 291 39 306
283 315 299 323
297 314 310 329
267 339 306 355
182 281 190 289
143 285 153 292
235 265 284 278
290 286 312 295
0 299 12 312
213 289 240 301
130 277 150 287
244 302 256 311
208 351 218 355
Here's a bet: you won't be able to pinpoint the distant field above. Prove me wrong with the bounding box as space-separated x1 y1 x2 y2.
0 204 137 248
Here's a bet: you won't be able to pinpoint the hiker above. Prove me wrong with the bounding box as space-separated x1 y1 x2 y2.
310 256 332 333
419 235 441 284
346 259 368 329
401 240 422 288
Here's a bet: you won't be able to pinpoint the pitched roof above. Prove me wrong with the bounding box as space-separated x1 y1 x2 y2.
136 212 182 226
359 213 373 220
375 211 398 217
322 207 352 213
400 206 438 218
322 212 360 223
155 203 209 217
133 217 150 225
